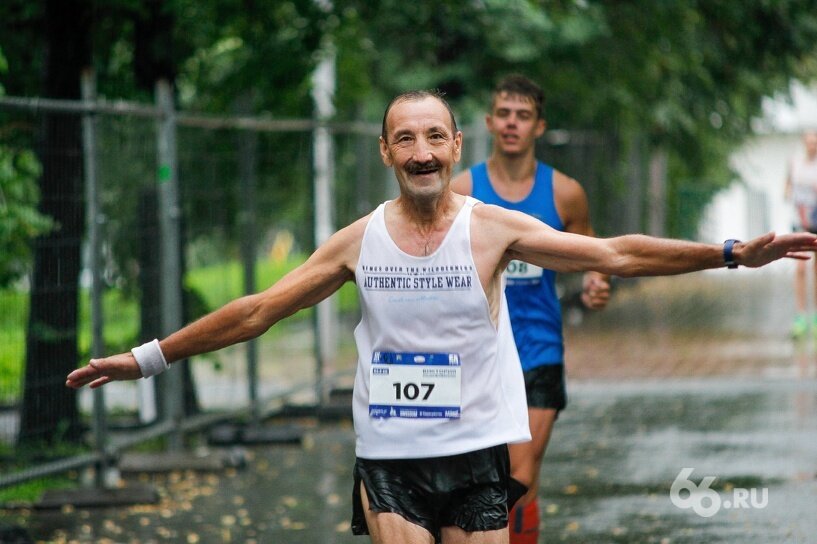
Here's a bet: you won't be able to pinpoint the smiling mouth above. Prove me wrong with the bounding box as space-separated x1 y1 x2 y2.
406 160 442 176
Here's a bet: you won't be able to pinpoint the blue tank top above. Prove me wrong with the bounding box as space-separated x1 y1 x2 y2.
470 162 564 369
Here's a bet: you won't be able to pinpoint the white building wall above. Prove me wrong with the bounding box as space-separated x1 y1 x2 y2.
699 81 817 245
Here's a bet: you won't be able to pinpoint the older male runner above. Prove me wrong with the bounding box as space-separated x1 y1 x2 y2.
67 90 816 544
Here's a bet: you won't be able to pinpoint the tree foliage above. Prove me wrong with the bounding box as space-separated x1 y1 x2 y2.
0 48 54 288
0 145 53 288
1 0 817 446
6 1 814 241
329 0 817 236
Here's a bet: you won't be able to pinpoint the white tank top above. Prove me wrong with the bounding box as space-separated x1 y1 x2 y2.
352 196 530 459
790 155 817 209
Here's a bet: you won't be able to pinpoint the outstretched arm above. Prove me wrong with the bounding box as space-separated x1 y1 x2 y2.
486 205 817 277
66 218 366 389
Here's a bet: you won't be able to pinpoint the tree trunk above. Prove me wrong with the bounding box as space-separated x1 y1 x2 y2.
19 0 92 445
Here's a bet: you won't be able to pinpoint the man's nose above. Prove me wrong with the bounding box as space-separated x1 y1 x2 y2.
412 137 434 162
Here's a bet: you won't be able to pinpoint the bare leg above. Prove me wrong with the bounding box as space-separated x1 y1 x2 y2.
792 260 810 337
360 481 435 544
509 407 558 508
795 260 808 314
507 407 558 544
811 257 817 310
441 525 509 544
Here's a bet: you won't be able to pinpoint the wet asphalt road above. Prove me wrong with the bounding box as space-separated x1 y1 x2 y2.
7 374 816 543
4 272 817 543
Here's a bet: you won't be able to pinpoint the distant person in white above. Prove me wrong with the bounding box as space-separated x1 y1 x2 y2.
66 91 817 544
785 130 817 338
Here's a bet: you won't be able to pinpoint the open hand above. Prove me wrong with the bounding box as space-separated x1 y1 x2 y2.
735 232 817 268
65 352 143 389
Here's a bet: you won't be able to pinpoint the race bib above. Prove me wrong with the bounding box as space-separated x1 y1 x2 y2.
369 351 461 419
505 259 543 285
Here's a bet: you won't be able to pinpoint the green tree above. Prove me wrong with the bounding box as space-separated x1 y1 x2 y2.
0 0 332 445
330 0 817 236
0 147 53 288
0 47 54 288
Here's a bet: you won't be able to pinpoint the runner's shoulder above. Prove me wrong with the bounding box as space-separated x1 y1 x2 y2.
451 168 473 196
552 169 589 218
472 201 533 230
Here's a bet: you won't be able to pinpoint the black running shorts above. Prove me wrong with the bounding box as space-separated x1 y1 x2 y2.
523 364 567 411
352 444 511 540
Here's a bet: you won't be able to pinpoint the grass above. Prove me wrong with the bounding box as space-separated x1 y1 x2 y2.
0 475 76 504
0 290 27 404
0 439 88 504
0 255 359 402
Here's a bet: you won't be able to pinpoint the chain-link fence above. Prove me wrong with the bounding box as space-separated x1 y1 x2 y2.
0 76 781 502
0 75 395 495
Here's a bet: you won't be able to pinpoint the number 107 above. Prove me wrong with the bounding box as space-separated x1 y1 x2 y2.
392 382 435 401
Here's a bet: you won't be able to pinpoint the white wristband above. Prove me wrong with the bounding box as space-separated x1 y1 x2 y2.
131 339 169 378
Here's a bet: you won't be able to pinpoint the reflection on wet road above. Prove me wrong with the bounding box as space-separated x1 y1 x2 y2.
5 273 817 543
539 377 817 543
13 375 815 543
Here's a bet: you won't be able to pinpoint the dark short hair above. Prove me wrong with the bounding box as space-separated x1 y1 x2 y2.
381 90 458 142
492 74 545 119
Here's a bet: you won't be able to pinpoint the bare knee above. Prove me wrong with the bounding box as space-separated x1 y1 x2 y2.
361 482 435 544
441 526 508 544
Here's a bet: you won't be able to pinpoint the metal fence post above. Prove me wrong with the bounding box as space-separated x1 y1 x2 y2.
311 49 337 405
81 69 114 487
236 93 260 427
0 91 382 490
155 80 184 451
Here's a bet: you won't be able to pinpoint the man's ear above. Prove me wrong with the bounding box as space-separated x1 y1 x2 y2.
453 131 463 163
535 118 546 138
379 136 393 167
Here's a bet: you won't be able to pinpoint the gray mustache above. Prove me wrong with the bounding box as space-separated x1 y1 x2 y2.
405 159 442 174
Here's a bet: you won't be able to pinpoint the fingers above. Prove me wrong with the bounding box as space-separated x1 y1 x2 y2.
775 232 817 246
65 365 101 389
581 286 611 310
65 352 143 389
740 232 817 267
90 376 113 389
785 252 813 261
586 295 610 310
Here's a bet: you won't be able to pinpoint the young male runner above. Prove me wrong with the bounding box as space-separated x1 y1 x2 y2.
67 90 816 544
451 75 609 543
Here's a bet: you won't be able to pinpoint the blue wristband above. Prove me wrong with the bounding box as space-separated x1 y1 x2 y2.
723 239 740 269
